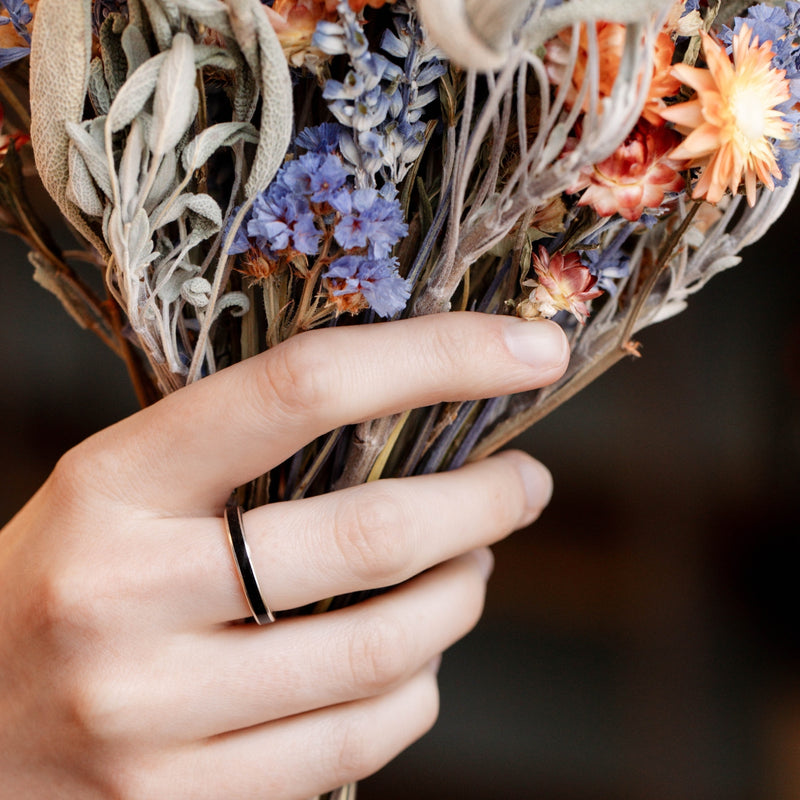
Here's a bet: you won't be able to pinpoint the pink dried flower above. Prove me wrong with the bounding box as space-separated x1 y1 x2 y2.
518 246 603 325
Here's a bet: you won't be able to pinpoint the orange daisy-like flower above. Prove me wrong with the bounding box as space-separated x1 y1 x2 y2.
661 24 792 206
568 120 687 221
545 23 681 125
518 246 603 325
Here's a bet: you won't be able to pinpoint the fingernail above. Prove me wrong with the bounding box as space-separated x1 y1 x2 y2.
518 458 553 521
504 320 568 370
471 547 495 580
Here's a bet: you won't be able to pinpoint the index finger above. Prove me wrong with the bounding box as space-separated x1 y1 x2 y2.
69 312 568 513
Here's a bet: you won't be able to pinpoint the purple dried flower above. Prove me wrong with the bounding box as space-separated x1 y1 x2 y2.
325 254 410 318
332 187 407 258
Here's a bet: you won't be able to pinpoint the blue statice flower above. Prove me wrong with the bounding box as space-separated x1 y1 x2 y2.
324 255 410 318
0 0 32 68
331 185 408 258
282 152 350 205
247 192 321 255
228 127 409 317
295 123 343 155
227 152 348 256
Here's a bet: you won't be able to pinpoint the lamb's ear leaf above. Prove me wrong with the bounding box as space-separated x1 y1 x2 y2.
148 32 198 159
181 121 260 174
227 0 294 200
107 51 168 134
29 0 108 256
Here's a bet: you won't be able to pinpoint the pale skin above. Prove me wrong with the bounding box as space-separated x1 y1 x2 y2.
0 311 569 800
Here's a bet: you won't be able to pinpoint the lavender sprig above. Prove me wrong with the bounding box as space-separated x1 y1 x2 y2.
314 1 445 186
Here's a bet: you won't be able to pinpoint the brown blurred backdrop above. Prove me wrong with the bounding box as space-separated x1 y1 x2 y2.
2 196 799 800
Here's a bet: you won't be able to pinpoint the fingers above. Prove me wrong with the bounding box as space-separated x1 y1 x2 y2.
171 667 440 800
72 313 568 514
102 553 488 744
155 451 551 627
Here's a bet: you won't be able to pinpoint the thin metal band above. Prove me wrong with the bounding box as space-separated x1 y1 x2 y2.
223 502 276 625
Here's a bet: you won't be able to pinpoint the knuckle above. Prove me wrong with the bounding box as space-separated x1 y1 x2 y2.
347 614 410 693
333 489 410 583
100 760 157 800
36 567 101 636
62 670 127 744
47 445 97 508
256 335 333 420
331 712 379 783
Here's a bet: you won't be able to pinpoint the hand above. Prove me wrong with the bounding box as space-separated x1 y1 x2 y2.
0 312 568 800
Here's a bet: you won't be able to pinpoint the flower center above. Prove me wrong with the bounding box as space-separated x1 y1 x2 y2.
730 86 767 143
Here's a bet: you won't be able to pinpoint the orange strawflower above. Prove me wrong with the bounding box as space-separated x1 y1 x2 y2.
545 22 681 125
661 24 792 206
568 120 686 221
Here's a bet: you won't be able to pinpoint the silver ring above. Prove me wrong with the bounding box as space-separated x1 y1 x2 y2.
223 501 276 625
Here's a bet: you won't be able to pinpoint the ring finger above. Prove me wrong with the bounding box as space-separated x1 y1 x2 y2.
159 450 551 628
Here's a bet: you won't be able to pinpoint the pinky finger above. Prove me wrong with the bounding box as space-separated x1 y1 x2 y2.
170 663 440 800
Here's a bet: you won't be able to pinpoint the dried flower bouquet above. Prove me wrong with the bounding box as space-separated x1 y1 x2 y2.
2 0 800 794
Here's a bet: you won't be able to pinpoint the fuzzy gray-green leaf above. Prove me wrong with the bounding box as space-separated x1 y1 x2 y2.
29 0 106 255
181 122 259 174
149 32 198 159
140 0 178 49
99 12 129 99
145 150 178 210
67 143 105 217
122 23 153 76
150 192 221 229
118 118 145 220
65 120 114 199
127 207 155 274
227 0 293 198
107 51 168 133
89 57 112 115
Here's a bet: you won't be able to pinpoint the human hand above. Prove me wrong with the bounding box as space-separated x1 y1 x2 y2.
0 312 568 800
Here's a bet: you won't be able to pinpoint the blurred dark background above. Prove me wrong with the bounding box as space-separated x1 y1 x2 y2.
2 194 799 799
